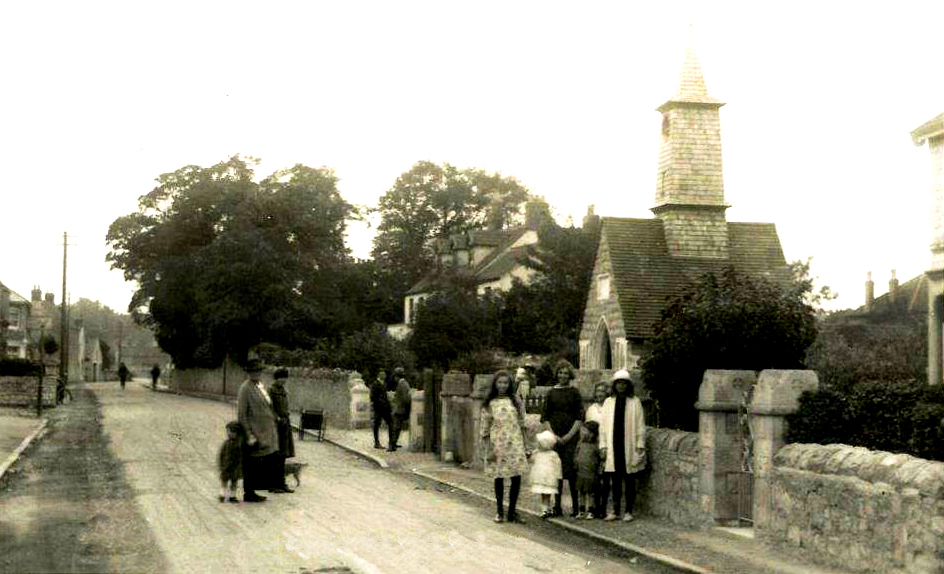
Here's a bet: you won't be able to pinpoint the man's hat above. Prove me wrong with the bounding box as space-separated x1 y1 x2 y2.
273 367 289 379
245 358 265 373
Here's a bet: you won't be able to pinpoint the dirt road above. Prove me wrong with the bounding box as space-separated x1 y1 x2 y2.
1 382 664 573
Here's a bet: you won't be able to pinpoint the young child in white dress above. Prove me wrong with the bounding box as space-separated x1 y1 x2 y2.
530 427 563 518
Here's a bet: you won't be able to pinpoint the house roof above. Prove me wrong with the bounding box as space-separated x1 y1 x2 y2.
852 273 928 316
911 112 944 146
0 281 30 305
601 217 787 338
408 227 532 295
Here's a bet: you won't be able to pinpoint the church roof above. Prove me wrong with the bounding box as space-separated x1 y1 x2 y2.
601 217 787 338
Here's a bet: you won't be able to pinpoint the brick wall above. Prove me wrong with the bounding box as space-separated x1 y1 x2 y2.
762 443 944 574
0 375 57 407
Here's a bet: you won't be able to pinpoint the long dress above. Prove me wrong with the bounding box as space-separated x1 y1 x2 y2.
480 397 529 479
542 385 585 477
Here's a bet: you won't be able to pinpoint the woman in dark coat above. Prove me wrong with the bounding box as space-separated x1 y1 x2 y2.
541 359 585 517
269 368 295 493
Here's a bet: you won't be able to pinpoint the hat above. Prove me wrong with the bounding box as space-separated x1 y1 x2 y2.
394 367 405 376
536 430 557 450
612 369 631 382
273 368 289 380
245 358 264 373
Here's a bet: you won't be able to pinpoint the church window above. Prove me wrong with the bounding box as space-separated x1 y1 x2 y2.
597 275 610 300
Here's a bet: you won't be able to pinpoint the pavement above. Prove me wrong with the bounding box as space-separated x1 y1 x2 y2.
296 423 856 574
9 382 851 574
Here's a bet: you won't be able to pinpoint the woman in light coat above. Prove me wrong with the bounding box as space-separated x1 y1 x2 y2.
598 369 646 522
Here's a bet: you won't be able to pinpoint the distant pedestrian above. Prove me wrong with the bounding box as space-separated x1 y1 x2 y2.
150 364 161 391
218 421 243 503
480 370 528 524
370 369 393 449
541 359 584 517
236 358 278 502
389 367 411 451
599 369 646 522
117 362 129 390
269 368 295 493
530 427 562 518
574 420 601 519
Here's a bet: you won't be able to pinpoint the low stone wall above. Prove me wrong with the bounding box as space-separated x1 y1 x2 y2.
171 363 353 429
637 428 707 525
0 375 57 407
763 443 944 574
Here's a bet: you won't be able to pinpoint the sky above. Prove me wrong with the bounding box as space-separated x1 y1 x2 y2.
1 1 942 315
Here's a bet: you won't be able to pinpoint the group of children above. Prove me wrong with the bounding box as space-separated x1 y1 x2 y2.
529 419 603 519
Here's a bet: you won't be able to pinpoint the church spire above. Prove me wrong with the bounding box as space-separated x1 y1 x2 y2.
652 29 729 259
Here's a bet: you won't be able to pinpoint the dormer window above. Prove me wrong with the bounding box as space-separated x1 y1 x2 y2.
597 275 611 300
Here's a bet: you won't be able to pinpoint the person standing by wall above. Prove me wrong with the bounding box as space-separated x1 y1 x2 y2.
236 358 278 502
480 370 529 523
599 369 646 522
370 369 393 450
390 367 412 451
269 368 295 493
541 359 585 517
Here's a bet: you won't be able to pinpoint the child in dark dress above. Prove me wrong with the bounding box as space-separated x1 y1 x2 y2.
218 421 243 503
574 420 601 519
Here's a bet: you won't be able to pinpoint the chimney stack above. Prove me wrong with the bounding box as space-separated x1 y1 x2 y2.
888 269 899 303
31 285 42 302
865 271 875 312
44 292 55 305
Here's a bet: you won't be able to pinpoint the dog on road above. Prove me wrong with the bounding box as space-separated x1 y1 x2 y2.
283 461 308 487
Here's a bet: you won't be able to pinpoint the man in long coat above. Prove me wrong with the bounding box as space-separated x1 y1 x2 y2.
236 358 278 502
389 367 412 451
269 368 295 493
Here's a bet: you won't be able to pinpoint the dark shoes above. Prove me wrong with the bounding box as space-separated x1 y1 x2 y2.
506 512 525 524
218 495 225 503
270 485 294 494
373 443 384 449
244 493 267 502
227 497 239 503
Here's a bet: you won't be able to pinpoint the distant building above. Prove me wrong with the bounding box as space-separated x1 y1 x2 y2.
0 282 32 359
578 36 788 370
911 112 944 385
388 226 542 339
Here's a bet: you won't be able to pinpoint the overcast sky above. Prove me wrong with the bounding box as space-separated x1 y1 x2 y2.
1 1 942 315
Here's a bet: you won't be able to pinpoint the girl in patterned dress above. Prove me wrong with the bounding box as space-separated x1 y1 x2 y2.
480 370 529 523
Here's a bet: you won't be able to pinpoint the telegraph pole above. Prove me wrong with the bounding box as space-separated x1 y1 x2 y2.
59 232 69 383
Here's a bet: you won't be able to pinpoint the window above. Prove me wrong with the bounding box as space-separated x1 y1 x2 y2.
597 275 610 300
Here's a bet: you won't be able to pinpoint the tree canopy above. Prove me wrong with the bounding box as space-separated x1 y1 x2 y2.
642 266 819 430
106 156 355 367
370 161 531 319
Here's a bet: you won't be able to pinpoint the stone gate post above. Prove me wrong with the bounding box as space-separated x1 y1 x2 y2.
749 369 818 530
695 370 757 524
409 390 425 451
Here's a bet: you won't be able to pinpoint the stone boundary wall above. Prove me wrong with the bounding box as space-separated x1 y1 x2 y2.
0 375 57 407
763 443 944 574
171 364 353 429
636 428 707 526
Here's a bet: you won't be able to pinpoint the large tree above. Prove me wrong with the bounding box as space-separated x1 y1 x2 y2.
370 161 530 318
642 266 819 431
499 216 600 358
106 156 354 367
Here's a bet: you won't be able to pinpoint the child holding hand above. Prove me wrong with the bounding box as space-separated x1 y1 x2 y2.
530 426 563 518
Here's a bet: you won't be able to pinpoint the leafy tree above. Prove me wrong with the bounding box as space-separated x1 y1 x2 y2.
499 217 600 356
408 275 502 369
371 161 530 319
106 156 354 368
642 266 819 431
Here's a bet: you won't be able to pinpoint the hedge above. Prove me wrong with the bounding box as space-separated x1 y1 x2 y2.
0 358 45 377
786 380 944 462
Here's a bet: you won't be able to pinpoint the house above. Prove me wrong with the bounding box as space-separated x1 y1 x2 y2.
0 281 32 359
911 112 944 385
387 226 541 338
578 37 788 370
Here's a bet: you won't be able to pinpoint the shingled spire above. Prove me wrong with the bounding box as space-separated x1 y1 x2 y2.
653 29 729 259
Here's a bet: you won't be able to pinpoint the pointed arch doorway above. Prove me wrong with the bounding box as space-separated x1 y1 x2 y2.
593 318 613 370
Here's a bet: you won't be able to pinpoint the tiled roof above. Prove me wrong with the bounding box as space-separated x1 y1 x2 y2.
407 228 531 295
0 281 29 304
854 273 927 315
601 217 787 338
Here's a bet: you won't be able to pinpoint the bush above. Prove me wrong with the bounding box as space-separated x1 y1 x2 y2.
786 380 944 462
